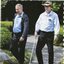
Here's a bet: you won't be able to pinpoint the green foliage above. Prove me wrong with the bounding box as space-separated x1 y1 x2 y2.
24 50 31 64
59 25 63 35
1 0 8 8
1 21 12 28
54 34 63 47
3 50 31 64
0 21 12 49
54 26 63 47
52 2 61 11
0 27 12 49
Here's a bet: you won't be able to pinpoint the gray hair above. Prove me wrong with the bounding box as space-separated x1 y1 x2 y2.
15 4 23 9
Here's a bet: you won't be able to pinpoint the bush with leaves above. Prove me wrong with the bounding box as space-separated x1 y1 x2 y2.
1 27 12 49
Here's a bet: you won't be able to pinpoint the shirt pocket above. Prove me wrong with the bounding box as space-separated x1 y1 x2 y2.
48 17 53 22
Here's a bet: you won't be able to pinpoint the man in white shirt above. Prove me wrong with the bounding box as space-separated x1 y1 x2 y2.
35 1 60 64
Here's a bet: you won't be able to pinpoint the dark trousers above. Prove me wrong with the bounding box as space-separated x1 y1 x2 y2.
36 31 54 64
10 33 26 64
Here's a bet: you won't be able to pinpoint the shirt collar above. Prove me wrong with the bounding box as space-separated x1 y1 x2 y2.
17 12 24 18
44 11 52 16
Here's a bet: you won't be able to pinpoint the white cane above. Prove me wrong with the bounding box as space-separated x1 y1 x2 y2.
29 35 38 64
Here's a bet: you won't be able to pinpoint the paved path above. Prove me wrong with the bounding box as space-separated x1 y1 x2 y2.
26 35 63 64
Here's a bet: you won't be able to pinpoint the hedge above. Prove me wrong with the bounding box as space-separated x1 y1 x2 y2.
0 27 12 49
0 21 12 49
1 21 12 28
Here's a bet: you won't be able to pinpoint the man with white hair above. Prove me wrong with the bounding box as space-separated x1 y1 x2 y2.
35 1 60 64
10 3 29 64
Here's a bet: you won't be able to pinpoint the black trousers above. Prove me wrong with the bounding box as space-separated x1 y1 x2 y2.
10 32 26 64
36 31 54 64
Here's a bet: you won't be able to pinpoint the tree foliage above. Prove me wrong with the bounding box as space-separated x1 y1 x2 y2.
1 0 61 11
52 2 61 11
1 0 8 8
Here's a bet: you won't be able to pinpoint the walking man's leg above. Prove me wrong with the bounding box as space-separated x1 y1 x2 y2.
10 38 19 60
36 36 45 64
18 40 26 64
47 35 54 64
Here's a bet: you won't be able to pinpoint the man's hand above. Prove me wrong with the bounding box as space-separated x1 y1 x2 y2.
54 34 58 41
34 32 38 37
19 37 24 42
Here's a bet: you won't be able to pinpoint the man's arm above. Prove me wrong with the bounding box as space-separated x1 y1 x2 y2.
35 15 41 36
35 16 40 33
54 14 60 40
54 14 60 35
22 14 29 39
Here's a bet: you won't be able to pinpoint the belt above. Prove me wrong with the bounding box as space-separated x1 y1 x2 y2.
40 30 54 34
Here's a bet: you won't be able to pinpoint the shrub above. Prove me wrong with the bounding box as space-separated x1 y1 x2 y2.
1 27 12 49
0 21 13 32
54 34 63 46
1 21 12 28
54 25 63 47
3 50 31 64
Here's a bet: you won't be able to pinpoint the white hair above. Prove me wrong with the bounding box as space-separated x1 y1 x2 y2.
15 4 23 9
